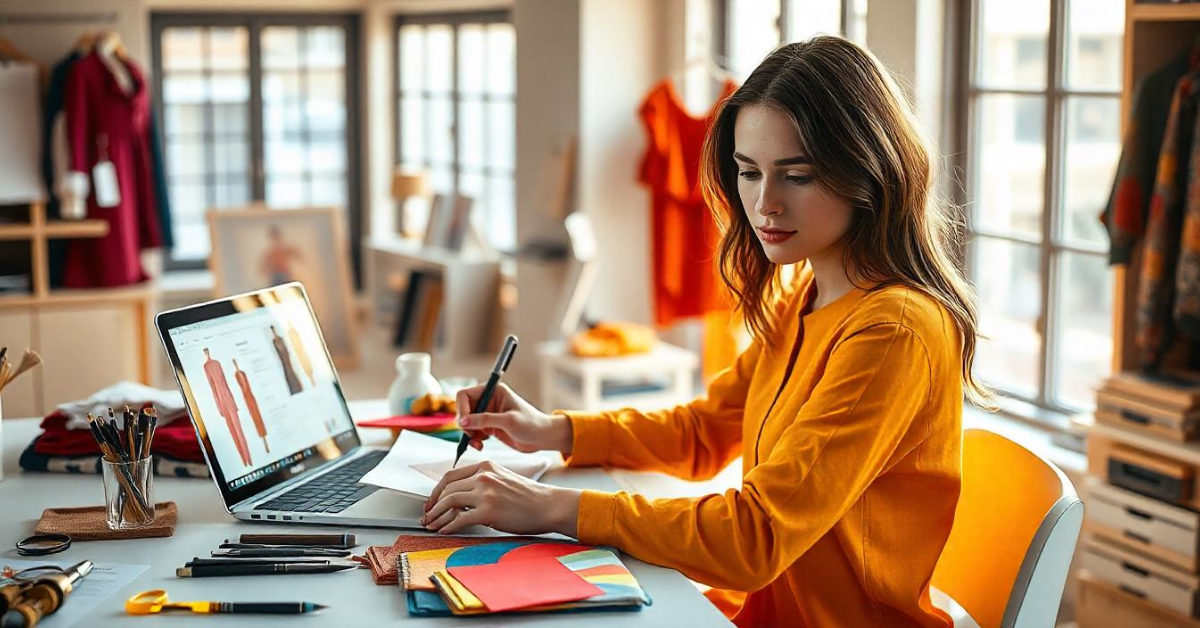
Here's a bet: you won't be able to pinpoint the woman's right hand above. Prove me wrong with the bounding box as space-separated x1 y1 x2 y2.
455 384 574 454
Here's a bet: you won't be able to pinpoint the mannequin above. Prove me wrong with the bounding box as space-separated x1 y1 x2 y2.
96 32 133 95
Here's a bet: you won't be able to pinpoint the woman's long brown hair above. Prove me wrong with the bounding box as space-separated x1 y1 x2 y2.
700 36 990 405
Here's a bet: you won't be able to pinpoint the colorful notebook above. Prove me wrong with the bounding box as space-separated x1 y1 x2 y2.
401 539 651 616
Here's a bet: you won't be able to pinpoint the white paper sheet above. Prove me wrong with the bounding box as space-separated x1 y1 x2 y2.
360 430 557 498
0 558 148 628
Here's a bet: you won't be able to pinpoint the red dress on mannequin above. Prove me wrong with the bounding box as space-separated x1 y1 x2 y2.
63 51 162 288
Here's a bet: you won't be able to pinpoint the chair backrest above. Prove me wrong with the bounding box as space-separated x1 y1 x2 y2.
931 428 1084 628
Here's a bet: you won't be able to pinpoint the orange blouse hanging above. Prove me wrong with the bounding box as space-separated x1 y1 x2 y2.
638 79 738 327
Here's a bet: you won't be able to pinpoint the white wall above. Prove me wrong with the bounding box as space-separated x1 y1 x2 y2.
508 0 580 393
865 0 946 148
577 0 666 325
0 0 149 67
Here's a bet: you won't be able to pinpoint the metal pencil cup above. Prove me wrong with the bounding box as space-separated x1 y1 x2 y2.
102 457 154 529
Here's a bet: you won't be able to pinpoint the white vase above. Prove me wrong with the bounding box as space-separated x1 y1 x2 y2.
387 353 443 416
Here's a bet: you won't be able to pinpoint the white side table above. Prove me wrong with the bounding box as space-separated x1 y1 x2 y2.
539 340 698 412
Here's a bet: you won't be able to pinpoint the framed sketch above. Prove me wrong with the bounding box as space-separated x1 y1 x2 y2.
207 206 360 368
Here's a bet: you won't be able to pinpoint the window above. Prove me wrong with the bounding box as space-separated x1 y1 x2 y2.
395 12 516 250
961 0 1122 416
150 14 361 275
718 0 868 79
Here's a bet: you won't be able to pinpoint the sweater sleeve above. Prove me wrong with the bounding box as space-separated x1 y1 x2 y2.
560 339 762 481
574 322 932 591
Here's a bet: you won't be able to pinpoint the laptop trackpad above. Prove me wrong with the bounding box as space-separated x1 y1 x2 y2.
341 490 426 522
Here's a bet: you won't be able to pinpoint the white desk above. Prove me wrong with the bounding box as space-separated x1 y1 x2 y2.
0 401 731 627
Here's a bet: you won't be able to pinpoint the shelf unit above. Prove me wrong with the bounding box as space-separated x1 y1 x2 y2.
0 202 156 418
1075 3 1200 625
363 234 501 362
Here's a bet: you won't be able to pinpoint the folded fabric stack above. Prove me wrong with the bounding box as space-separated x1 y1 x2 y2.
395 535 652 617
570 321 657 357
18 381 208 477
355 414 462 443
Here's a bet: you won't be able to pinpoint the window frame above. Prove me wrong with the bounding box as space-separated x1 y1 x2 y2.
149 12 363 283
391 10 514 242
954 0 1120 422
713 0 864 70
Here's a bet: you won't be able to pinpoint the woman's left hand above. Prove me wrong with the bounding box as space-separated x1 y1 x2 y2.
421 461 582 536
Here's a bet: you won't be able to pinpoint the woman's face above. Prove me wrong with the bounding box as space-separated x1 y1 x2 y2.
733 103 855 265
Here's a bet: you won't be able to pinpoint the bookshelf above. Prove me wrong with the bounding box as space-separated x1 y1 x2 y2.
363 234 501 361
0 202 156 418
1074 3 1200 625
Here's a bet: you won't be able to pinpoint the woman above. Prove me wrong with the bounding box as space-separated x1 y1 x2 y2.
422 36 985 627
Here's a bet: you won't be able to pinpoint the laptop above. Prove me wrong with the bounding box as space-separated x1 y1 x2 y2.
156 282 426 529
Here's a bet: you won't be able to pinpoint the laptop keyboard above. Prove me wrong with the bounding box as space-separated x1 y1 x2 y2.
254 450 386 514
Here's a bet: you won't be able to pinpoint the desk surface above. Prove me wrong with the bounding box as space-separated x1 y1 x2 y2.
0 401 731 627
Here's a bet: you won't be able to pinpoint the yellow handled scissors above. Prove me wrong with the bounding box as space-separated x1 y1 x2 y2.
126 589 215 615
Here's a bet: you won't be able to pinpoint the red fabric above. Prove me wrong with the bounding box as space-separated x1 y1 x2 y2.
638 79 737 327
35 412 204 461
63 52 161 288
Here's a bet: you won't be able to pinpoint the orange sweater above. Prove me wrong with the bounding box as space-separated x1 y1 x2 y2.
564 270 962 627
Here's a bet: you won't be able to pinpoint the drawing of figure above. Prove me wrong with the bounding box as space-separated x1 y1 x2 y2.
271 325 303 395
233 358 268 454
287 324 315 387
203 348 252 466
260 226 303 286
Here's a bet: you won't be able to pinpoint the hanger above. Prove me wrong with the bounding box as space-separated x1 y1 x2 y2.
75 32 97 54
0 36 34 63
670 54 736 90
96 30 128 61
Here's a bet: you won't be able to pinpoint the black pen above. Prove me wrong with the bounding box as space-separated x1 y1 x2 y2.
209 601 327 614
454 334 518 468
212 548 351 558
176 563 356 578
189 557 344 566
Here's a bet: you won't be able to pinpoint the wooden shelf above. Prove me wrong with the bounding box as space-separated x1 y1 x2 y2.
1074 413 1200 466
0 219 109 241
0 284 155 308
45 220 109 239
1131 2 1200 22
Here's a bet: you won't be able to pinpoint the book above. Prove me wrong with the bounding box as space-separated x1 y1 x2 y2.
393 270 426 347
414 274 444 352
1103 370 1200 411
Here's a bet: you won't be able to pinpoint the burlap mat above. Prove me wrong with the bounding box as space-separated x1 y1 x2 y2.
34 502 177 540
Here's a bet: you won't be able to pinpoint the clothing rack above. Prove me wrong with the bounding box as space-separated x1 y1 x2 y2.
0 12 119 26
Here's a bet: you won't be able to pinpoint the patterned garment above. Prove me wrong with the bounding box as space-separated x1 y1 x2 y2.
1138 71 1200 368
1105 56 1188 265
1176 114 1200 336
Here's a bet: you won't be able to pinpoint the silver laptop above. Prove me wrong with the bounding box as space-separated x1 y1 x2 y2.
155 282 426 529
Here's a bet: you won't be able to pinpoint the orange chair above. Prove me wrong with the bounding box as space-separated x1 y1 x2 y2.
931 428 1084 628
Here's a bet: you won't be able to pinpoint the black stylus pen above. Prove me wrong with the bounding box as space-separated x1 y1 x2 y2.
453 334 518 468
176 563 356 578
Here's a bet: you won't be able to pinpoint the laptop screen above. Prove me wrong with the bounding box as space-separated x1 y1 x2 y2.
157 283 360 507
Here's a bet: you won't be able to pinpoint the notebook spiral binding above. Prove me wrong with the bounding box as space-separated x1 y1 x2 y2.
398 552 413 589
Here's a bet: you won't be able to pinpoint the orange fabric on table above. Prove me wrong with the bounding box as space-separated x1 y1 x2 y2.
561 263 963 627
638 79 737 328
